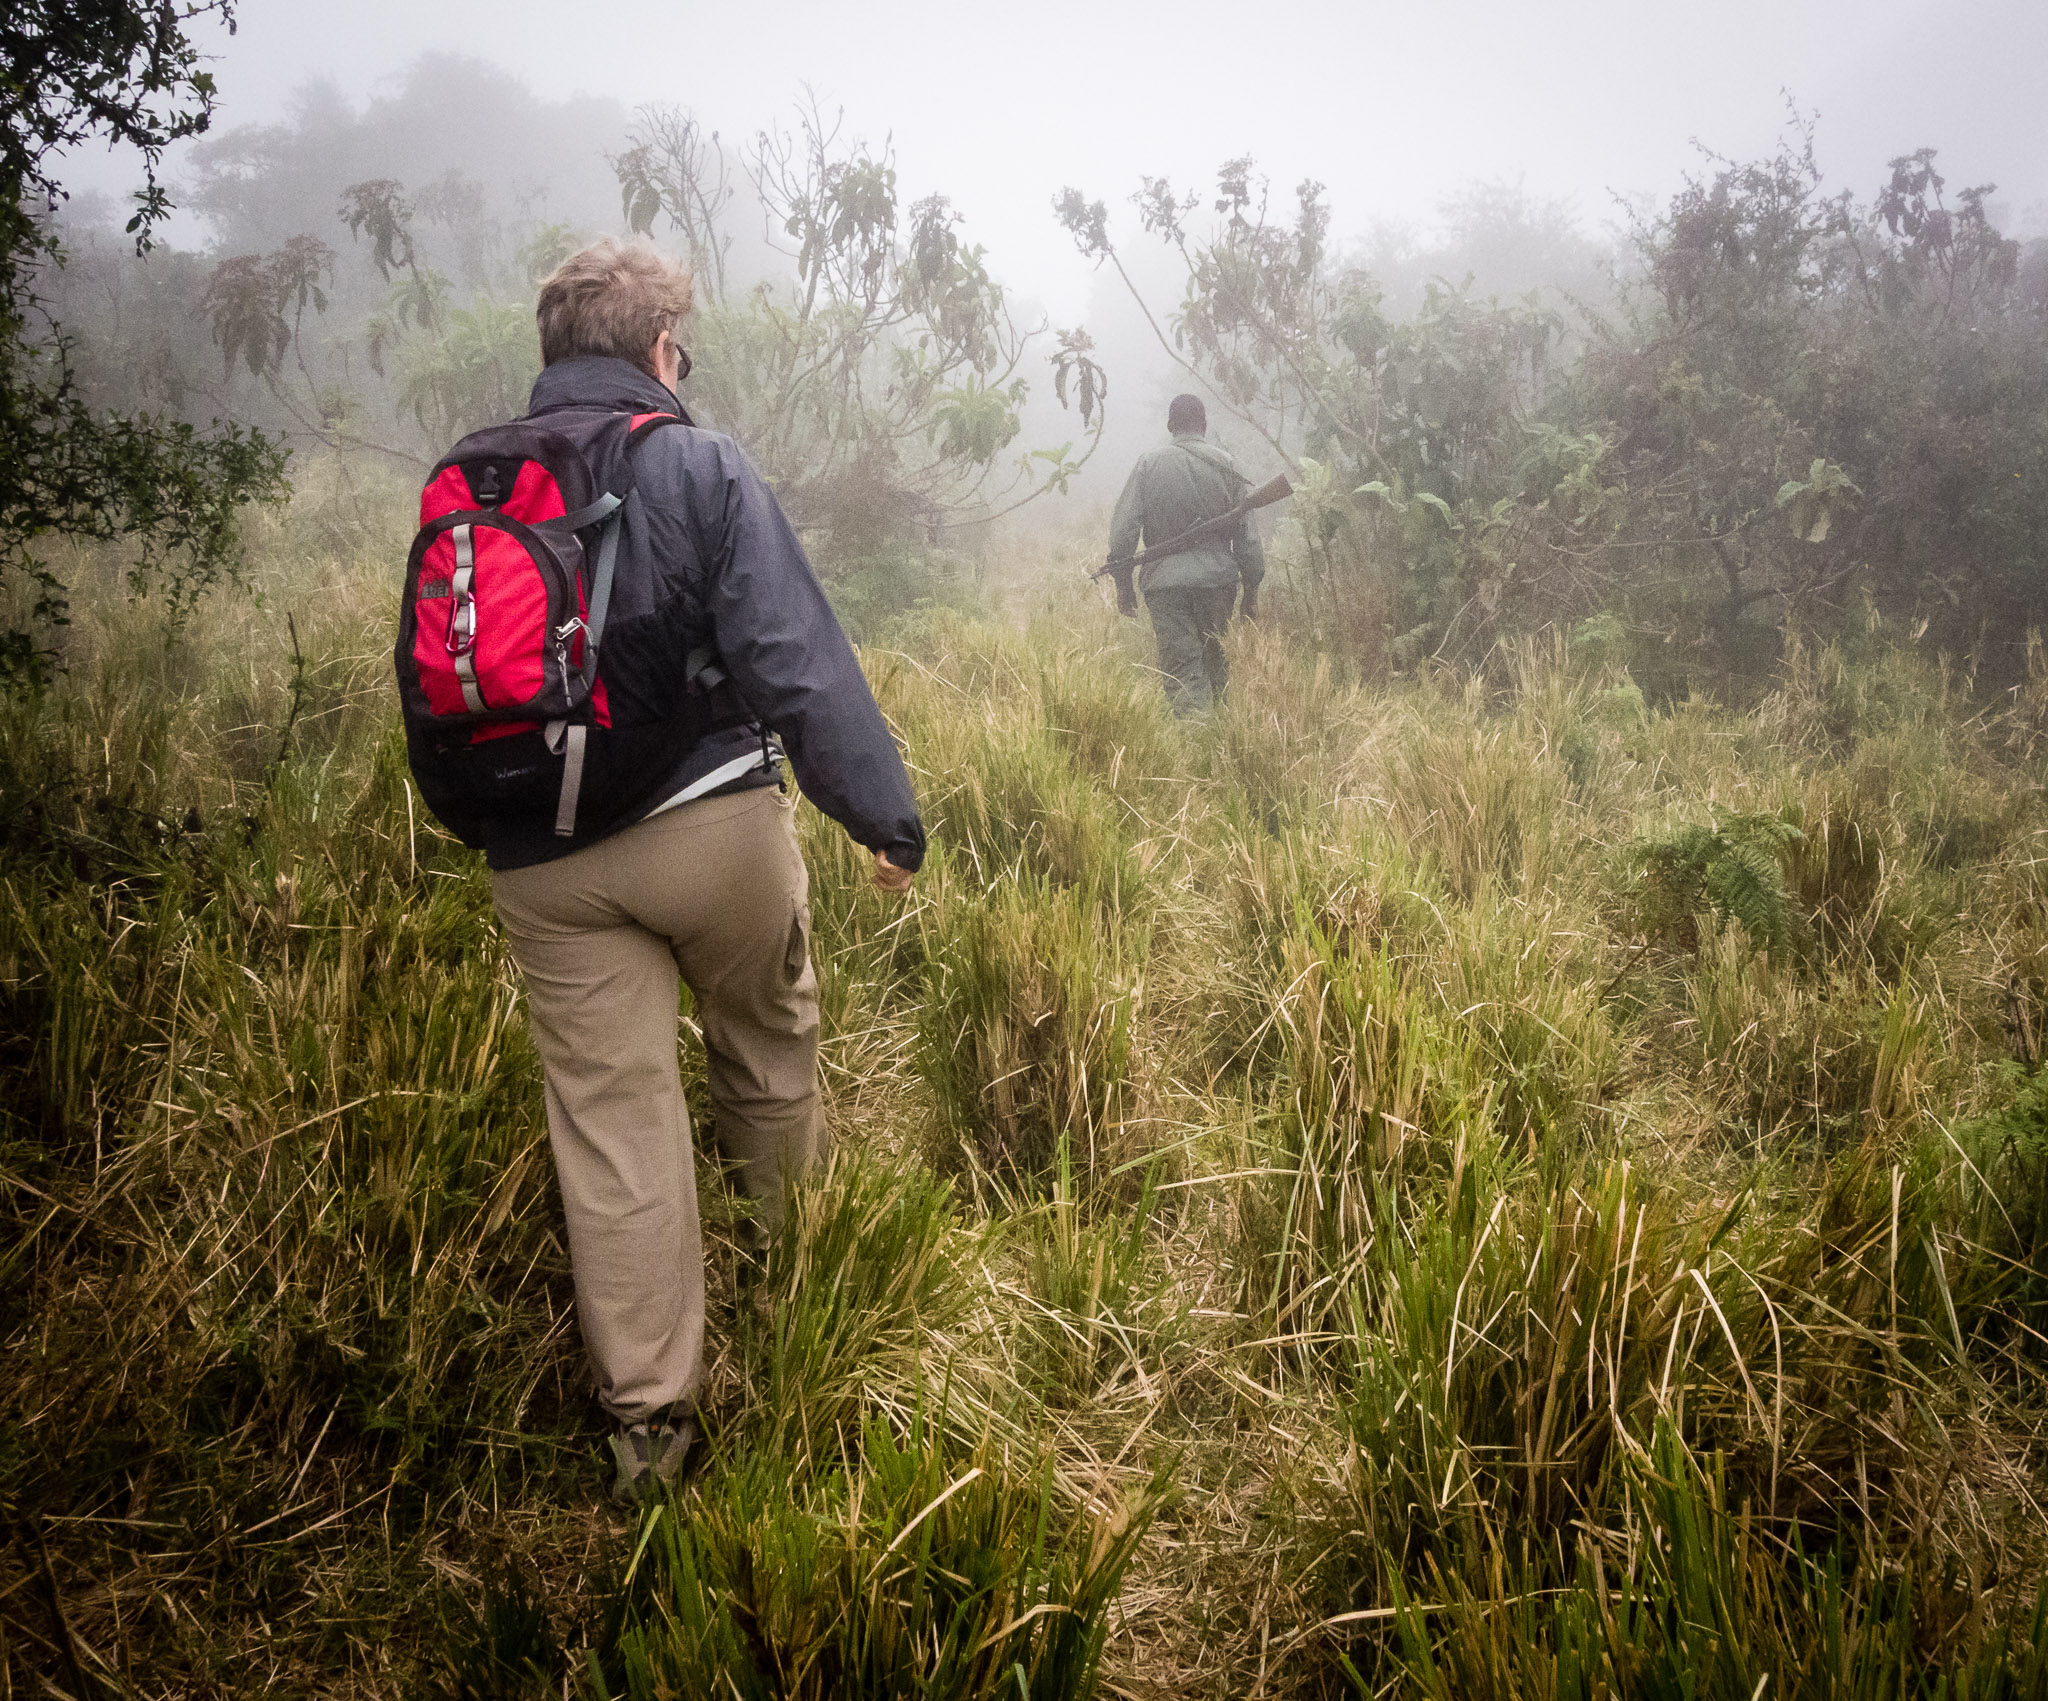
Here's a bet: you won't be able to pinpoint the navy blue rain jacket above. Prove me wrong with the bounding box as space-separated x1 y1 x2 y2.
410 356 926 873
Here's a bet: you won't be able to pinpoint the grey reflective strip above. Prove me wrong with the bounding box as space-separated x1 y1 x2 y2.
579 508 624 694
555 491 623 533
451 526 485 712
553 724 588 836
453 650 484 713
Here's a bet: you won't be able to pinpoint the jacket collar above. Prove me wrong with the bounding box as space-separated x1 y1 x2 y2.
527 355 682 418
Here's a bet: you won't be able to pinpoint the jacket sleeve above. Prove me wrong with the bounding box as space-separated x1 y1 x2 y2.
696 436 927 869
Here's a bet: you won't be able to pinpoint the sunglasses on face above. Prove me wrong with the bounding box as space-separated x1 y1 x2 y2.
662 328 692 386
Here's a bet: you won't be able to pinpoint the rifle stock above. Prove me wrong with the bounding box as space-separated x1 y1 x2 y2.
1242 472 1293 510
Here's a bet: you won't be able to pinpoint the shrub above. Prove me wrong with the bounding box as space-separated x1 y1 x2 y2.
1200 630 1358 830
821 543 988 642
749 1154 963 1463
1627 808 1805 956
1016 1150 1181 1407
918 722 1141 904
1683 940 1938 1144
589 1403 1163 1701
1388 1421 2048 1700
1035 637 1181 792
918 876 1146 1185
1386 707 1575 902
1338 1164 1738 1587
1325 1141 1991 1672
1948 1063 2048 1377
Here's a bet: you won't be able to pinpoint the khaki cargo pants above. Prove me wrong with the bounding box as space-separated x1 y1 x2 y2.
490 784 823 1421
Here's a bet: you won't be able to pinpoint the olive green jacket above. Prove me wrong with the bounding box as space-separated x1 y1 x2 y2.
1108 432 1266 596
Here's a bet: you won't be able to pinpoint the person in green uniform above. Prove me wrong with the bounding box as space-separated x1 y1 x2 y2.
1107 394 1265 716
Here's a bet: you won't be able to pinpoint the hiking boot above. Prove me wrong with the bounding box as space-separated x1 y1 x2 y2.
608 1414 699 1506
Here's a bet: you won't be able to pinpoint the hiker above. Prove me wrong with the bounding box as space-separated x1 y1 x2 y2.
396 240 925 1503
1105 394 1265 715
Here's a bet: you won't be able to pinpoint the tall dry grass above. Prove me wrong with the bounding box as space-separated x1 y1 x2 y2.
3 485 2046 1696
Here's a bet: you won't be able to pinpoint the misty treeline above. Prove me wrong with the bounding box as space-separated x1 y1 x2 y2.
26 53 2048 684
1063 122 2048 686
35 58 1106 602
1 0 286 685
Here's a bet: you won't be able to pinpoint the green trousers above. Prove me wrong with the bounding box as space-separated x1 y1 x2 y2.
1146 583 1238 716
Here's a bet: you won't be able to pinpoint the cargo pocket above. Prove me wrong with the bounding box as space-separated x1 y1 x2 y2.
784 902 811 984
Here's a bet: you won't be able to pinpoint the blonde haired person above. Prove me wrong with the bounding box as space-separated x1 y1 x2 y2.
406 240 922 1502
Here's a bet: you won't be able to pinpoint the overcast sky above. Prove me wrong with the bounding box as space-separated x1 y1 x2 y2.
63 0 2048 317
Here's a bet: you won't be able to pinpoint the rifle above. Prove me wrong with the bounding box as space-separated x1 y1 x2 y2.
1090 472 1294 581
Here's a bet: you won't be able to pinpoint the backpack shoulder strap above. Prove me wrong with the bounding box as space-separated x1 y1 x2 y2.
628 408 693 443
537 411 691 683
583 412 689 663
545 415 695 837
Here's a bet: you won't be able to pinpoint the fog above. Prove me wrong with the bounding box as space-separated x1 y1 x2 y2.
67 0 2045 314
40 0 2048 532
17 10 2048 1688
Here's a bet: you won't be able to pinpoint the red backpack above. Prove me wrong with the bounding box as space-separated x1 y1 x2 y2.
395 410 684 836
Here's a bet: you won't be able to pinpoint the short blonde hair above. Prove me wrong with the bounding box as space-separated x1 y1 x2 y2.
536 240 694 369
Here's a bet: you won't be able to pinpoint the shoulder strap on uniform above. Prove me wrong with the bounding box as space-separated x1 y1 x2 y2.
1175 435 1250 486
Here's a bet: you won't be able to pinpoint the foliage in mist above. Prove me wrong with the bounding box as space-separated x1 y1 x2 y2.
1063 118 2048 683
613 95 1107 549
33 66 1110 639
0 0 288 683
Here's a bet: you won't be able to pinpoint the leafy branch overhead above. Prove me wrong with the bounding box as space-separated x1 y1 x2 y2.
611 105 734 301
202 237 334 378
1776 457 1860 544
198 176 506 459
1 0 288 685
339 179 418 280
610 95 1111 544
1052 327 1106 429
